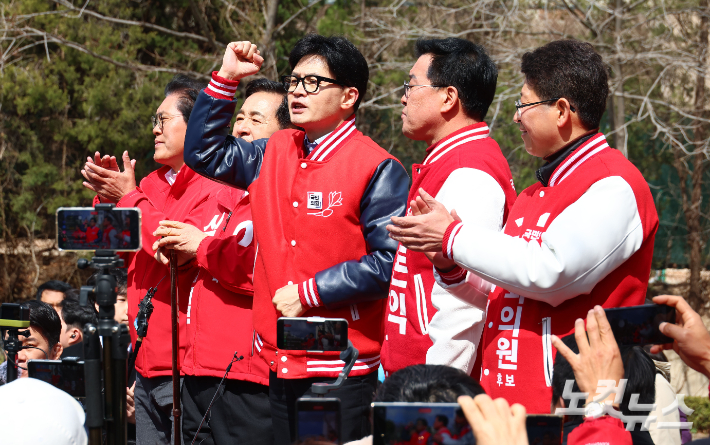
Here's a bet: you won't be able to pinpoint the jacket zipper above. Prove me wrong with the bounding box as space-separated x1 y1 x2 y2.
541 317 553 387
222 211 232 232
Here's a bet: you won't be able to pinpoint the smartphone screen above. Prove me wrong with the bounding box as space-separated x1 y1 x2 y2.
27 359 85 398
56 207 141 252
277 317 348 351
526 415 563 445
296 398 341 445
372 403 465 445
604 304 676 346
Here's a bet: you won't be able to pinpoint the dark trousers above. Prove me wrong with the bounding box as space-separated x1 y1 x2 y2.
269 371 378 445
134 373 183 445
182 375 273 445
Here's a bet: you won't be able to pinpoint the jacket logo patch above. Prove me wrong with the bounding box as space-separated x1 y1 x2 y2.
307 192 323 210
308 191 343 217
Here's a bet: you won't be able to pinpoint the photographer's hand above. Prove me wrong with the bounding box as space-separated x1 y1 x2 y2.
273 285 306 317
82 151 137 203
651 295 710 378
457 394 528 445
127 382 136 425
217 41 264 81
551 306 624 406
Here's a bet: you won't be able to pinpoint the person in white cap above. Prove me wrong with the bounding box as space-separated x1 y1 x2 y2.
0 377 87 445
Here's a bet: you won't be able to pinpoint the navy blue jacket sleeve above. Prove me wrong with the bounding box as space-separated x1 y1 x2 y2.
184 91 267 189
314 158 410 308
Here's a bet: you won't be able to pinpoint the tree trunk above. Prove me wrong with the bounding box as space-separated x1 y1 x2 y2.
260 0 280 79
677 0 709 306
612 0 627 156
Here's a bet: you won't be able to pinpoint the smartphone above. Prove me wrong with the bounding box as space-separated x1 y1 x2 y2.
27 359 85 398
526 415 563 445
296 398 341 445
372 402 465 445
56 207 141 252
604 304 676 346
277 317 348 352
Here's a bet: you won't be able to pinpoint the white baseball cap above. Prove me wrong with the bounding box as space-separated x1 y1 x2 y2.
0 377 87 445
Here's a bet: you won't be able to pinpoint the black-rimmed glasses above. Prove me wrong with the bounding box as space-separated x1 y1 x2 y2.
151 113 183 131
403 81 447 99
282 75 346 93
514 98 576 119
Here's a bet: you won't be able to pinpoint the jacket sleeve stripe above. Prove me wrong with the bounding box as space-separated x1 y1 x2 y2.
443 221 464 259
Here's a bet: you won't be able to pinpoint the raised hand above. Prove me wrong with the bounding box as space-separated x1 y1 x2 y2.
457 394 528 445
217 41 264 81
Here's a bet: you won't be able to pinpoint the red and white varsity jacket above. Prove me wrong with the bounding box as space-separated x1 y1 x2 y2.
106 166 221 378
381 123 516 376
439 133 658 412
186 74 409 380
181 186 269 385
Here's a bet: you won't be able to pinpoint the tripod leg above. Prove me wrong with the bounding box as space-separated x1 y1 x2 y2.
170 249 181 444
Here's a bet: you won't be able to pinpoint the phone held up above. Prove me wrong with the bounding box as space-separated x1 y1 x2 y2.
56 207 141 252
604 304 676 346
27 359 86 398
296 398 342 445
372 402 563 445
277 317 348 352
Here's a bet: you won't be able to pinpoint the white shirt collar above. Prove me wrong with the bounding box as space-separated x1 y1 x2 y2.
164 169 179 186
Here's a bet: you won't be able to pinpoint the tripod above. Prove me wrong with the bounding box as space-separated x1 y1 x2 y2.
79 249 131 445
3 327 26 382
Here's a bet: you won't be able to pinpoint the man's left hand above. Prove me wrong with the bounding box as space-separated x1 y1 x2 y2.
82 151 137 203
387 188 456 252
273 285 306 317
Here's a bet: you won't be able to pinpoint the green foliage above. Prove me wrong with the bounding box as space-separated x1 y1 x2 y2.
686 396 710 433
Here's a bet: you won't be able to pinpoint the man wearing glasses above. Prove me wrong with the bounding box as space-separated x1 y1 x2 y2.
183 37 408 444
81 75 222 444
380 38 517 379
387 40 658 413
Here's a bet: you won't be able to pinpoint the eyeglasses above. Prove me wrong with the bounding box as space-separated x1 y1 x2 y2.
514 98 576 119
151 113 182 131
403 81 447 99
282 75 346 93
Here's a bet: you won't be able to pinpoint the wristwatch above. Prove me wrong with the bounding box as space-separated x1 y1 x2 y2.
583 401 606 419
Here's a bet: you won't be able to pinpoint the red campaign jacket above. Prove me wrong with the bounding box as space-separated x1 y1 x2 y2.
249 125 403 379
381 123 517 376
109 166 221 378
568 417 632 445
181 186 269 385
445 135 658 412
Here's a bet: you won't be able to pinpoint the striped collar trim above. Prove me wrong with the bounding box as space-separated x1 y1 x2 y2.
306 116 357 162
549 133 609 187
423 123 490 166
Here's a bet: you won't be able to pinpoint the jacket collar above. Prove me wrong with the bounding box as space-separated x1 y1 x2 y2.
423 122 489 165
305 115 357 162
536 131 608 187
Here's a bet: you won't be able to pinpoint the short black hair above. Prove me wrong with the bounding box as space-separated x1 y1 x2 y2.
35 280 72 301
415 38 498 121
244 78 292 130
521 40 609 130
26 300 61 349
60 299 98 331
435 414 448 427
164 75 208 124
289 34 369 112
375 364 485 402
552 334 656 422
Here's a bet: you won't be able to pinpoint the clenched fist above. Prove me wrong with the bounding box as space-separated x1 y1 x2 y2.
217 41 264 81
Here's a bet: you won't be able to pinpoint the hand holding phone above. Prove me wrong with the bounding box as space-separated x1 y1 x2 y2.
603 304 676 346
277 317 348 352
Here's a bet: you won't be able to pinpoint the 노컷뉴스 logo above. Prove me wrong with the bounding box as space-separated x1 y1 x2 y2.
555 379 694 431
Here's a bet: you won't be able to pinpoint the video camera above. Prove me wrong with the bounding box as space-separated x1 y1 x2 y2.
0 303 31 382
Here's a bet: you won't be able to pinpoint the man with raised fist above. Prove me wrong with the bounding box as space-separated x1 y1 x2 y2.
183 37 409 444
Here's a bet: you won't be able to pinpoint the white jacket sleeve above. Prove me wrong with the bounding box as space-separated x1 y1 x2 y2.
426 168 505 373
451 176 644 307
